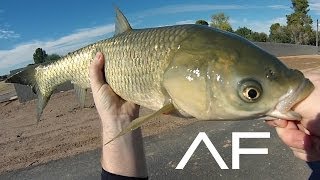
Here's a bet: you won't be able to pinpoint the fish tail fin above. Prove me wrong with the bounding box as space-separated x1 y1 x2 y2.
5 64 52 122
5 64 38 87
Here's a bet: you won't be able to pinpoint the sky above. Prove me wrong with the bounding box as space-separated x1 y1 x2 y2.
1 0 320 75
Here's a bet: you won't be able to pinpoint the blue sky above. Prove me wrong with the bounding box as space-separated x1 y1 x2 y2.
1 0 320 75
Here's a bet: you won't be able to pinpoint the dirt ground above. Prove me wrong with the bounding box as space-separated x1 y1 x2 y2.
0 55 319 174
279 55 320 71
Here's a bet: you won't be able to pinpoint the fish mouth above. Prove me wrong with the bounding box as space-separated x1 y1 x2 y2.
266 76 314 120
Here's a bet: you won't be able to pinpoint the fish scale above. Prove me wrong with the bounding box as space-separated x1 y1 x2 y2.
104 26 191 110
32 24 191 112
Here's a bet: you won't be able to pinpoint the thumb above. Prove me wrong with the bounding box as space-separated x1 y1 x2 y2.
89 52 106 92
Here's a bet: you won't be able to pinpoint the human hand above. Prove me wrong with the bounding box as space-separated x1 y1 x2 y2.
89 52 147 177
89 52 140 136
266 69 320 161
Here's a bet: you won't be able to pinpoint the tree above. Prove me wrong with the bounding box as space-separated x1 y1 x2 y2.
33 48 48 64
195 20 209 26
250 32 268 42
235 27 268 42
210 13 233 32
235 27 252 39
286 0 313 44
269 23 291 43
46 53 61 61
307 30 320 45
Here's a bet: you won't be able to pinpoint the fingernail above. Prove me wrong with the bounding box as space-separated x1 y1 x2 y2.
265 120 277 127
274 119 283 127
95 52 102 60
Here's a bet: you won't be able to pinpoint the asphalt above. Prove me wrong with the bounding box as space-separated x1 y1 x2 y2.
1 119 319 180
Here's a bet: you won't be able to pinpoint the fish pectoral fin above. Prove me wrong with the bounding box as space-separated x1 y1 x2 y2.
104 103 175 145
74 84 87 108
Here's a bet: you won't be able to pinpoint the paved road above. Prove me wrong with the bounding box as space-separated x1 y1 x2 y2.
1 119 319 180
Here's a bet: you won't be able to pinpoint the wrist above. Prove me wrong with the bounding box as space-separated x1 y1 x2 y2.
99 111 147 177
99 114 136 136
101 127 148 177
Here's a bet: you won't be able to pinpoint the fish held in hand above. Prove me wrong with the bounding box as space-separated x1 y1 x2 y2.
6 8 314 142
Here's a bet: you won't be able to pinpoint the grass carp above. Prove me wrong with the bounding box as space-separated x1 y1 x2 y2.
6 8 314 143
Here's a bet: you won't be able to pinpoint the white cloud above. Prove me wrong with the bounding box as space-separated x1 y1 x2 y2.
270 17 287 25
136 4 246 17
0 2 311 75
175 19 195 25
0 24 114 74
0 28 20 39
137 3 291 34
136 4 295 17
0 9 19 39
267 5 290 10
310 1 320 14
232 17 286 34
165 16 286 35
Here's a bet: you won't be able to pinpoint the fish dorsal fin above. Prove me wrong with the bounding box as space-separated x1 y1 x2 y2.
114 7 132 35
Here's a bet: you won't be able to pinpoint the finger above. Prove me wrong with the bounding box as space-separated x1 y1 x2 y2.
265 120 277 127
301 119 320 137
297 123 311 135
265 120 276 127
293 151 308 161
290 147 307 153
265 119 288 128
89 52 106 92
285 121 300 130
290 136 320 161
275 123 307 149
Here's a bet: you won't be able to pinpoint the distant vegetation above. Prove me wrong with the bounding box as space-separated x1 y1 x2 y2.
195 20 209 26
33 48 62 64
235 27 268 42
210 13 233 32
0 75 8 81
29 1 315 71
195 0 316 45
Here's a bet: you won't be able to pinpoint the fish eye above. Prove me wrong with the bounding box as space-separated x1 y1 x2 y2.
243 87 259 100
238 79 262 103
